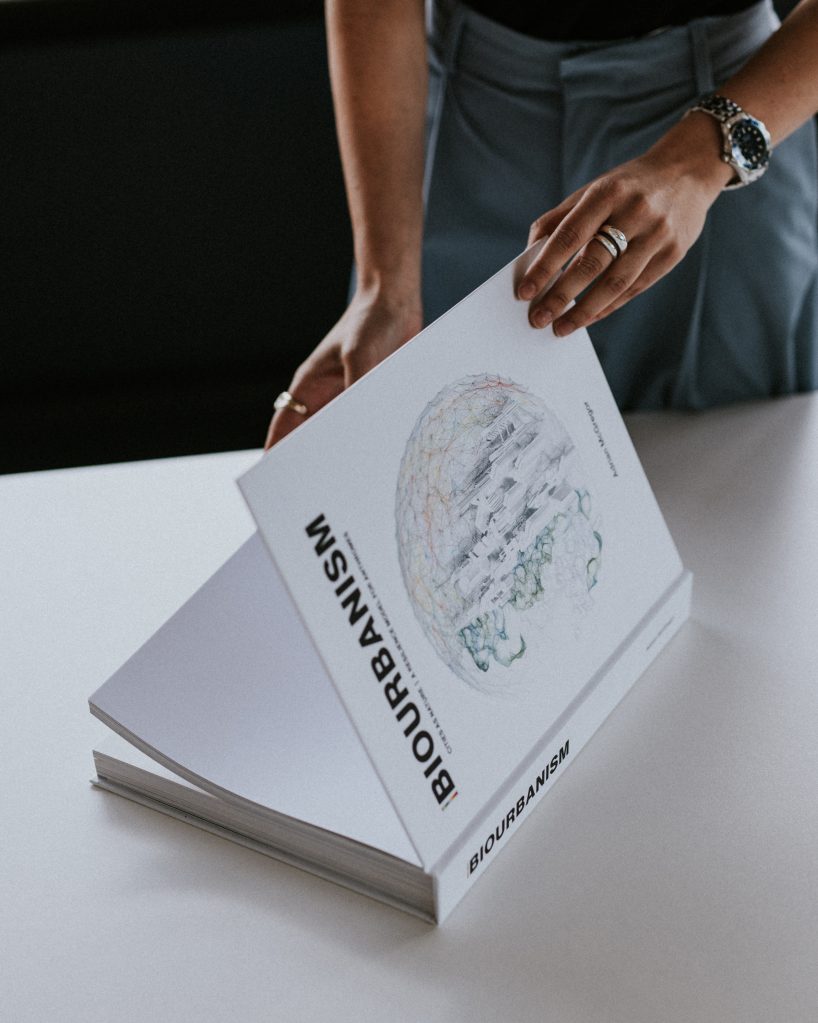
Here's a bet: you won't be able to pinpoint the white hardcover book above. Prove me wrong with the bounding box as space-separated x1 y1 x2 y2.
90 243 692 923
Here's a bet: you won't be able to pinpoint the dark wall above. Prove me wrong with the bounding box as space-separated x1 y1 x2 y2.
0 1 351 474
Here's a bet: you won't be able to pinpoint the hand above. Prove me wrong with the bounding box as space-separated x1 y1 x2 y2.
264 287 423 448
517 112 734 335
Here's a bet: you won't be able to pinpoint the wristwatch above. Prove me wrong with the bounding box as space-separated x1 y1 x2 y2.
686 93 772 189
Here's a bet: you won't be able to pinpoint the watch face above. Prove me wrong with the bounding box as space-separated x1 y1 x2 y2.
730 117 771 172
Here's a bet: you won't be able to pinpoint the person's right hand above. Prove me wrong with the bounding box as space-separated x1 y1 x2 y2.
264 288 422 449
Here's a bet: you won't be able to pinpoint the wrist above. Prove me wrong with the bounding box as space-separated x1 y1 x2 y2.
354 255 422 307
646 112 735 196
353 274 422 317
354 219 423 298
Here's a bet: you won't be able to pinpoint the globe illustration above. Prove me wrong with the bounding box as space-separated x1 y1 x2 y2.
395 374 602 694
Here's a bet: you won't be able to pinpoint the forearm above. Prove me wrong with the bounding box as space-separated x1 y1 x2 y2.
648 0 818 191
326 0 427 301
722 0 818 144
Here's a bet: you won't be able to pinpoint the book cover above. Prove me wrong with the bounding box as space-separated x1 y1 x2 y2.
238 243 687 872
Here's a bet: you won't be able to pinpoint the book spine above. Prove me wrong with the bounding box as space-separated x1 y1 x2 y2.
432 570 693 923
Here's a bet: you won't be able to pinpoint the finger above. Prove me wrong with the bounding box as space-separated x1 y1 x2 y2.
264 372 318 450
265 352 348 449
526 185 584 247
518 186 614 301
586 249 678 327
527 234 619 330
265 403 309 450
549 239 654 335
265 386 314 448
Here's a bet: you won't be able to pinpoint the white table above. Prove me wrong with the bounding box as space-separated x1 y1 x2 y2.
2 395 817 1023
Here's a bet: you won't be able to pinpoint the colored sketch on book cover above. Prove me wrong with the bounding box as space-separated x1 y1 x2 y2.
395 374 602 695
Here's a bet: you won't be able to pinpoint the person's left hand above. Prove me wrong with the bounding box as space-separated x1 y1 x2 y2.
516 112 734 335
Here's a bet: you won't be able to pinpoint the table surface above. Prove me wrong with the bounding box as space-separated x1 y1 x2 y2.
2 394 818 1023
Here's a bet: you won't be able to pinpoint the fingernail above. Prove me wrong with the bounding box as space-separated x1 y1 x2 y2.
518 282 536 300
532 309 552 328
553 318 575 338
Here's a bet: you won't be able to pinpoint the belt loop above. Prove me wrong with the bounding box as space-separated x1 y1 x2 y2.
441 0 466 74
688 19 715 96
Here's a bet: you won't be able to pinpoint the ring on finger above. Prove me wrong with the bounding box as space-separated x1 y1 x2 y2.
599 223 628 256
592 232 620 260
274 390 309 416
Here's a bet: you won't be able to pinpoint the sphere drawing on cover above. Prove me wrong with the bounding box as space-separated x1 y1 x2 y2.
395 375 603 694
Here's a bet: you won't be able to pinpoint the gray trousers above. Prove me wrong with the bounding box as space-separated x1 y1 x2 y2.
422 0 818 410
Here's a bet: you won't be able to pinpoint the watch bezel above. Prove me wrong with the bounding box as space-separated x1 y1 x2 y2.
720 113 772 188
686 94 773 190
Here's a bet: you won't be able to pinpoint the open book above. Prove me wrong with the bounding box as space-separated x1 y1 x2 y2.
89 243 692 923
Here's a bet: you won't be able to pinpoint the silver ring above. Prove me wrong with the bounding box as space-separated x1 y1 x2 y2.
592 233 619 260
599 223 628 255
274 390 309 416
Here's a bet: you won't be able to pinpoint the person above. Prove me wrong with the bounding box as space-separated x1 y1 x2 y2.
266 0 818 447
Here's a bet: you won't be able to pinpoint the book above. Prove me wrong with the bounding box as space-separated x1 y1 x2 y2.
89 241 692 923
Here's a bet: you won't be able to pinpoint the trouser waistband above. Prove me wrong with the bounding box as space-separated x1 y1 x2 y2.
429 0 779 98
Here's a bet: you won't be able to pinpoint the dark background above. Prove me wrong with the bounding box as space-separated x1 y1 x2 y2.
1 0 348 474
0 0 805 474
